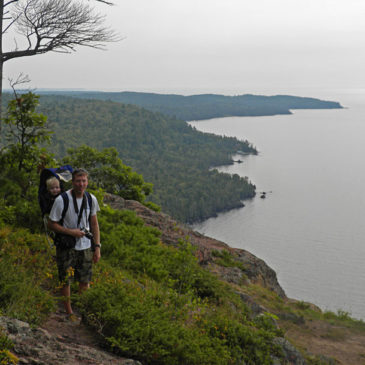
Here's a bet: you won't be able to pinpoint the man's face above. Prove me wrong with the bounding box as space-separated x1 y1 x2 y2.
72 173 88 195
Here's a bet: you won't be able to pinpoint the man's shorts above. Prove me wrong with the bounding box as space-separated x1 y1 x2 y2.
56 247 93 284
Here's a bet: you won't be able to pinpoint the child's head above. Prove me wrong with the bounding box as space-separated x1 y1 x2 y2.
46 177 61 197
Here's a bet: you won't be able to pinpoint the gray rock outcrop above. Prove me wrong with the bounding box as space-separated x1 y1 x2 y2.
0 315 142 365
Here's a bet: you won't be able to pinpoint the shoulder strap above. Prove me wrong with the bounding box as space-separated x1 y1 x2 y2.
59 191 93 226
60 192 69 226
85 191 93 223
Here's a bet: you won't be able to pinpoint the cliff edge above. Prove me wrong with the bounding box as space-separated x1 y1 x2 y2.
104 194 365 365
104 194 286 299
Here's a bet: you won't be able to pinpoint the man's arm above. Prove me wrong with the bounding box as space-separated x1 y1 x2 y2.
90 214 101 263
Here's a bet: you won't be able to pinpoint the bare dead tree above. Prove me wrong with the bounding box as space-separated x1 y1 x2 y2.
8 72 30 95
0 0 117 134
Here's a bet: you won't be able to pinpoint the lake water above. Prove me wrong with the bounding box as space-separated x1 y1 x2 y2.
190 90 365 320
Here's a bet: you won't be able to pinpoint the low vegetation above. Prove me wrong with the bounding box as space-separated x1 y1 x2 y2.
77 206 286 364
241 284 365 364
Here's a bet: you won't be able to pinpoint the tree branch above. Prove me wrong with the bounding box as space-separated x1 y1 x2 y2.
4 0 119 62
2 12 20 33
0 0 117 132
95 0 113 4
4 0 19 8
3 0 118 60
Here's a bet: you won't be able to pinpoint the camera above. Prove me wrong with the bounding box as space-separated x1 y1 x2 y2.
81 228 93 240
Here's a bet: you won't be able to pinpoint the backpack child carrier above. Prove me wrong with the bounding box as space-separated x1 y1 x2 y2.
38 165 73 246
38 165 73 217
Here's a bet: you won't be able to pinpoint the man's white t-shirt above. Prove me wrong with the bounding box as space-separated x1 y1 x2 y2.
49 190 100 250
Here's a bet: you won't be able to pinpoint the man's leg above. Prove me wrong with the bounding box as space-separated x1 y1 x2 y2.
61 284 73 314
76 248 93 294
56 248 75 315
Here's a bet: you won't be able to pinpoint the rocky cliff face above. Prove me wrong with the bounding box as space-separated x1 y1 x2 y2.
0 315 142 365
104 194 286 298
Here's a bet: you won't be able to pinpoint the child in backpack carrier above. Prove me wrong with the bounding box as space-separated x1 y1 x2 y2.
46 177 61 211
47 177 61 197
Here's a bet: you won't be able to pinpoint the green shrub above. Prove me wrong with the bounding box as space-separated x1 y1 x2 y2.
323 309 365 330
165 241 229 301
295 301 311 310
78 205 284 364
79 264 281 365
98 207 168 281
0 180 43 233
78 268 229 364
212 249 245 271
0 227 57 324
144 201 161 212
99 207 231 301
62 145 152 203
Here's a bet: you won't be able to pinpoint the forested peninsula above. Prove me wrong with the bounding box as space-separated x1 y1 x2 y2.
31 94 257 223
2 91 342 223
3 91 341 223
37 90 343 121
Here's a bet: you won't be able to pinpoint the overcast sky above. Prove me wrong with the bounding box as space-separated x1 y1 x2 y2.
4 0 365 96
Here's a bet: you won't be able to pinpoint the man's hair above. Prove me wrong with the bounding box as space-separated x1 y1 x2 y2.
46 177 60 190
72 168 89 180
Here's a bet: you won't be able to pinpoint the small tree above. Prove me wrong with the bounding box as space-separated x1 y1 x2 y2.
0 0 117 132
3 86 51 171
62 145 153 203
0 89 53 229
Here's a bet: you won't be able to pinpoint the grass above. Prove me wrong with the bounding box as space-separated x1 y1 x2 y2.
323 310 365 332
0 227 57 325
211 249 246 271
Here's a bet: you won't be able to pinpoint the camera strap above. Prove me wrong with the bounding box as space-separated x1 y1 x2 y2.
71 190 86 228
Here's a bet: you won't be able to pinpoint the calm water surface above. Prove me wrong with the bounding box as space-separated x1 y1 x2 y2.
190 91 365 319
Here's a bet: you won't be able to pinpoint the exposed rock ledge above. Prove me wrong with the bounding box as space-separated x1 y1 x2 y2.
103 194 286 298
0 315 142 365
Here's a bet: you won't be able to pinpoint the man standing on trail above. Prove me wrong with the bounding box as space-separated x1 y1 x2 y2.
48 168 101 319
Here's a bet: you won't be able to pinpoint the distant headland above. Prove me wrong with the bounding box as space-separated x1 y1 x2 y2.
36 90 343 121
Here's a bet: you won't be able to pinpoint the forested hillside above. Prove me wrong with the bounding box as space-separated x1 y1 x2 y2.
38 90 343 121
34 94 257 223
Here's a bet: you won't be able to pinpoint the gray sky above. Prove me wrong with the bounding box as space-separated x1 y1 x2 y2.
4 0 365 96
